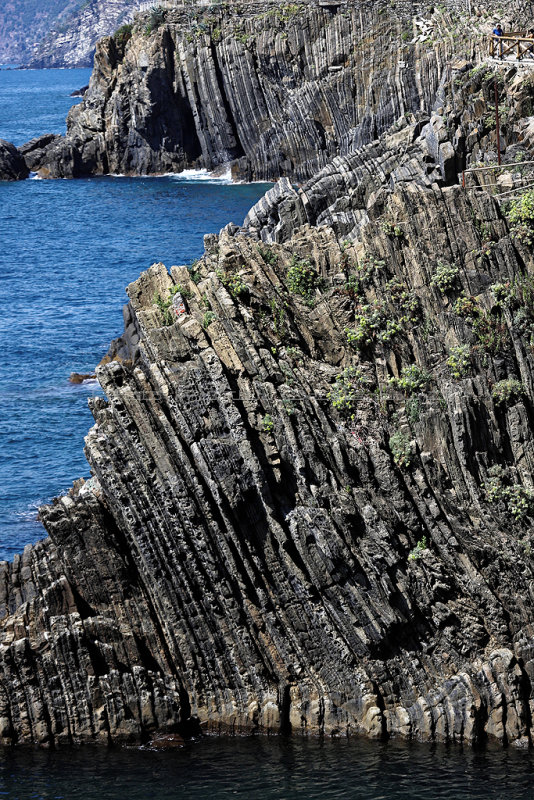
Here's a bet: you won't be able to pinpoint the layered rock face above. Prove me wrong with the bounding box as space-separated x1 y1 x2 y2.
27 0 138 68
0 0 135 67
6 0 534 750
4 103 534 745
24 0 476 180
0 0 74 65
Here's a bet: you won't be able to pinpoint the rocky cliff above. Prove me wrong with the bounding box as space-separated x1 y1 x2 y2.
16 0 479 180
0 0 75 64
5 0 534 750
11 0 534 180
0 0 136 67
27 0 138 68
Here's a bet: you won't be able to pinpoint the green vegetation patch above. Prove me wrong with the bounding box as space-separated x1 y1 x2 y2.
389 430 413 468
484 465 533 520
145 5 166 35
506 190 534 246
491 378 525 406
286 257 323 306
431 260 460 293
153 285 183 327
408 536 428 560
447 344 471 379
113 23 133 48
328 366 372 416
389 364 431 395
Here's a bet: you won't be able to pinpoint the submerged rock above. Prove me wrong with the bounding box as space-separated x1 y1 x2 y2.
70 85 89 97
69 373 97 384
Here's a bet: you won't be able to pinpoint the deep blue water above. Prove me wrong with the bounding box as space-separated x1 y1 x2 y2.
0 66 91 144
0 68 270 561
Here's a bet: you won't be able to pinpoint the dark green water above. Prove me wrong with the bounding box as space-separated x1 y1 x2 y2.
2 737 533 799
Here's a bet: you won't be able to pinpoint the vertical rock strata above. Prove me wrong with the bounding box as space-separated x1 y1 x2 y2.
4 121 534 746
24 0 470 179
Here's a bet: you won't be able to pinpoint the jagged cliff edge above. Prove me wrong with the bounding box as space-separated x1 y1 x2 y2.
4 0 534 749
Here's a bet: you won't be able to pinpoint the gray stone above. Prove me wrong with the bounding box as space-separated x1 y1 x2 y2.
0 140 29 181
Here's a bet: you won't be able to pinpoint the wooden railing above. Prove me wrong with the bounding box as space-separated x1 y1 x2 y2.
489 34 534 60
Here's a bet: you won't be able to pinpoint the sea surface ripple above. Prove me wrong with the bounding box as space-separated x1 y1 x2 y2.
0 66 270 560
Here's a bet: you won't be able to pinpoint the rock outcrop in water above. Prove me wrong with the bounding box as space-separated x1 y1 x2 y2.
6 0 534 749
0 139 29 180
19 0 479 180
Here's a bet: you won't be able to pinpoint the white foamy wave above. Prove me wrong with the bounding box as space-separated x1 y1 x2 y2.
80 378 100 388
170 167 233 184
108 168 234 183
13 500 45 523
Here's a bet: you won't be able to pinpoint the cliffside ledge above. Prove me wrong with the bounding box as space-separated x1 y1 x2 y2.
4 0 534 749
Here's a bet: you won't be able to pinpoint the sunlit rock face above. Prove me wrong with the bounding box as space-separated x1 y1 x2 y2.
5 0 534 750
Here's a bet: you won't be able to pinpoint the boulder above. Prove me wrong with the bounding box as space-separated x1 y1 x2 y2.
0 139 29 181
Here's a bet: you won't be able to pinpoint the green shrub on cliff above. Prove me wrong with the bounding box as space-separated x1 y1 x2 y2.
257 245 277 267
484 466 533 520
506 190 534 245
286 257 322 306
389 430 413 468
218 270 249 299
114 23 132 48
472 310 509 355
408 537 428 560
262 413 274 433
272 4 300 24
153 286 182 326
389 365 431 395
491 378 525 406
508 189 534 226
345 304 385 350
145 6 166 35
270 298 287 339
385 279 420 321
453 293 479 318
447 345 471 379
202 310 217 328
328 366 372 415
431 260 460 293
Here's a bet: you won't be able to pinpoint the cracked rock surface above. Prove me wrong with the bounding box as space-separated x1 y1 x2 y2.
4 117 534 746
21 0 479 180
5 0 534 750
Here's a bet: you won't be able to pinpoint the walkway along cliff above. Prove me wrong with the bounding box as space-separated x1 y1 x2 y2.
5 0 534 747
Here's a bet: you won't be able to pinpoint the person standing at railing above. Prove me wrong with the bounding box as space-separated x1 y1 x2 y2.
492 23 504 57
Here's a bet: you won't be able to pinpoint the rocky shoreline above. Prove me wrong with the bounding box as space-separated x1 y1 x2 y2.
3 0 534 749
0 0 476 182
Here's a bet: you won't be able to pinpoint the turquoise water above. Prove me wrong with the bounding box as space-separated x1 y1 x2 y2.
0 67 270 561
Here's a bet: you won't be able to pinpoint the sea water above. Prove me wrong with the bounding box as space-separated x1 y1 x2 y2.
1 736 534 799
0 67 270 561
1 67 534 800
